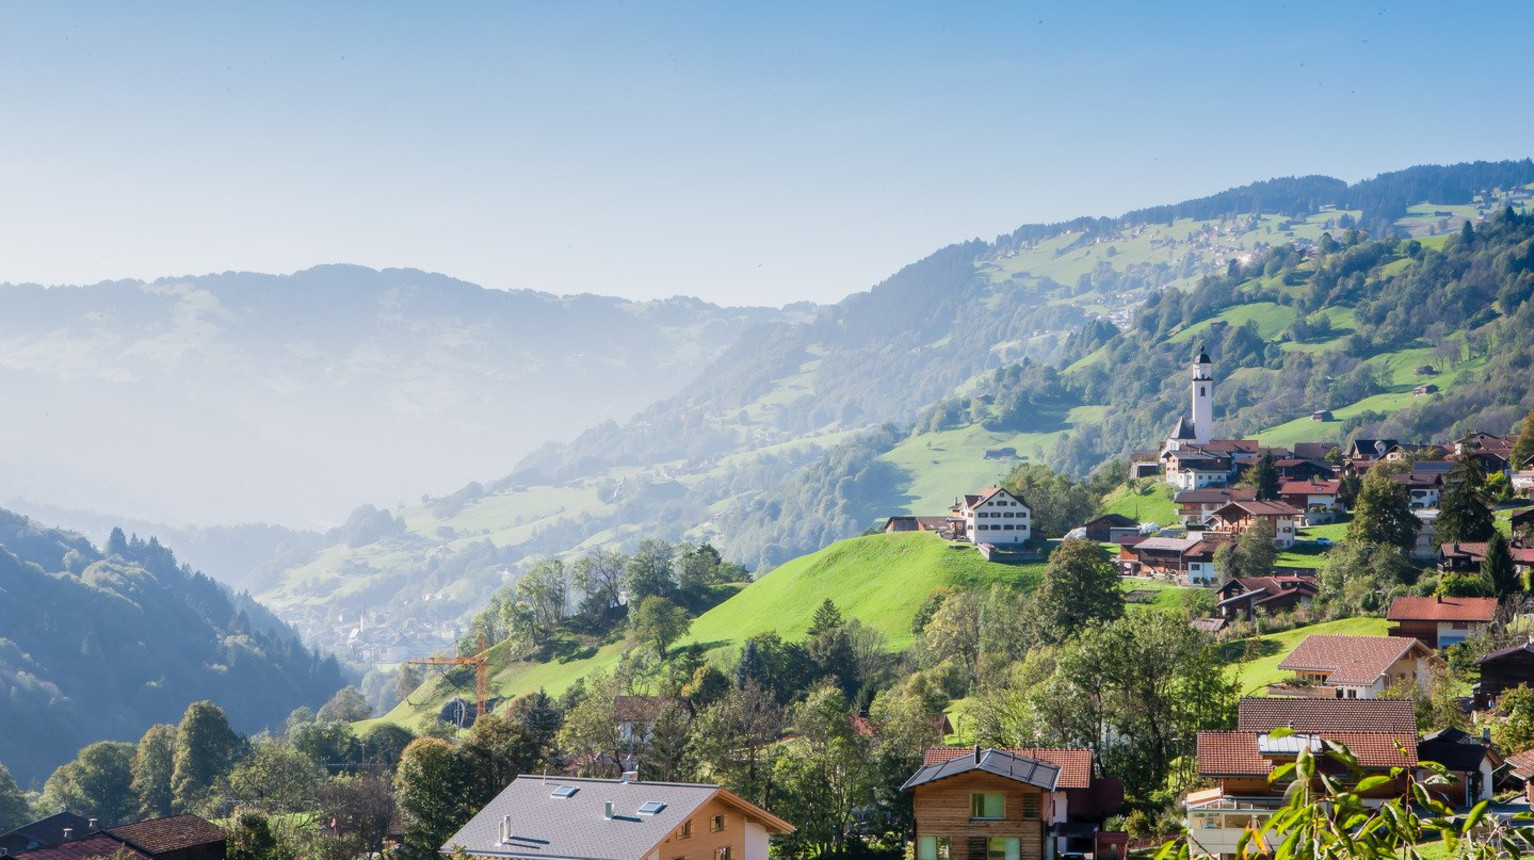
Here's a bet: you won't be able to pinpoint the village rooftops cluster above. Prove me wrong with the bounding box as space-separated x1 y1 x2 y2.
0 813 226 860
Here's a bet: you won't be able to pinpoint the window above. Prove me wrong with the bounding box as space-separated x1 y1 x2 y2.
711 814 726 832
638 801 667 815
987 838 1020 860
971 792 1003 820
917 837 951 860
551 785 579 798
678 820 693 839
1019 794 1040 820
716 848 732 860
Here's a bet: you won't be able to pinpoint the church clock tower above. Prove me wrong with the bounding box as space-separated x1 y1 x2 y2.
1191 345 1214 444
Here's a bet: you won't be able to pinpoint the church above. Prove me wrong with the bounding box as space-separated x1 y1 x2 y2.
1157 346 1260 489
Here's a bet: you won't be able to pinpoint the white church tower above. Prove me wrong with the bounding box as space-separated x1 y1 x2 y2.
1191 344 1214 444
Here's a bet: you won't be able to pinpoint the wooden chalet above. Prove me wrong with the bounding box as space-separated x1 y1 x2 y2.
1475 640 1534 708
1081 513 1139 542
907 747 1125 860
1416 728 1501 806
1439 541 1534 575
1214 574 1317 621
1386 595 1499 649
1173 487 1255 525
1272 634 1438 699
1203 500 1302 548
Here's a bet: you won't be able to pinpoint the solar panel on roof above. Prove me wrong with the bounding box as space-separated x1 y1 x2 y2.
637 801 667 815
551 785 579 798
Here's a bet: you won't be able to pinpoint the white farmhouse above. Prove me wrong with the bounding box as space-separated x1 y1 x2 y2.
953 487 1032 544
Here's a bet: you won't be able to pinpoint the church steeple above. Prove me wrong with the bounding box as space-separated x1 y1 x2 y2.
1191 344 1213 443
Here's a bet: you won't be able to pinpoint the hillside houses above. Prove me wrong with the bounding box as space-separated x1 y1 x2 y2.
1271 634 1438 699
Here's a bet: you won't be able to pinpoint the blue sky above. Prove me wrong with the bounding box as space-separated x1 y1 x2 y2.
1 1 1528 304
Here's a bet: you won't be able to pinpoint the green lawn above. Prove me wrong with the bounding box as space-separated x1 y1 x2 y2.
1169 302 1297 345
376 532 1046 731
1100 481 1179 526
1227 617 1392 696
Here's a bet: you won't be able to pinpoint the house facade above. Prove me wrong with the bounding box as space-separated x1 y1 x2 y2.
904 747 1124 860
1386 595 1499 649
1474 641 1534 708
1202 501 1301 548
1214 575 1318 621
1273 634 1438 699
1174 488 1255 526
956 488 1032 545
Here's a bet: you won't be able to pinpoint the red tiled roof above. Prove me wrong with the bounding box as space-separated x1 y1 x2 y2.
1237 697 1416 734
1506 748 1534 780
922 746 1093 789
1280 480 1339 495
1439 543 1534 564
1277 635 1429 685
1196 730 1416 777
1387 596 1499 623
106 815 225 855
14 835 150 860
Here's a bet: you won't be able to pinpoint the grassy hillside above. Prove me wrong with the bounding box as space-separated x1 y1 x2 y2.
1226 617 1392 696
377 531 1045 730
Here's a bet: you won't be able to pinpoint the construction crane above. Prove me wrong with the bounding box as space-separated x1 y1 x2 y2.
408 636 491 727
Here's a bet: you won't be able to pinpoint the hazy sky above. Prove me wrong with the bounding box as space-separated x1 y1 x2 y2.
1 1 1529 306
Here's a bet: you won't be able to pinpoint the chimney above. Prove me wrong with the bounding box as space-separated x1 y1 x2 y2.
1436 594 1442 603
61 829 73 841
604 801 615 820
973 743 982 764
88 819 98 832
621 770 637 783
500 816 510 844
1483 727 1492 746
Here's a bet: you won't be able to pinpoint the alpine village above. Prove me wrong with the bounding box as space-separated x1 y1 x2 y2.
13 163 1534 860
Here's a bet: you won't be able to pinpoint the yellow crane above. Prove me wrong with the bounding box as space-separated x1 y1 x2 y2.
408 636 491 726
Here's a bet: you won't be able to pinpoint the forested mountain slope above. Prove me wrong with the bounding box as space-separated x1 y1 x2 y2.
251 160 1534 652
0 510 345 786
0 265 805 526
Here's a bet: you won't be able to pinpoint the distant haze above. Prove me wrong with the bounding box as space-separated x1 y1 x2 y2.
2 4 1533 305
0 266 799 526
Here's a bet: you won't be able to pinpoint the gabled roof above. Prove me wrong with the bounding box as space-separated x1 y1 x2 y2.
107 815 225 855
1207 500 1302 519
1084 513 1138 529
902 748 1061 792
1387 595 1499 623
1175 487 1256 504
920 746 1092 789
1439 543 1534 564
1133 536 1204 554
1292 442 1336 460
1418 728 1501 772
1280 480 1339 495
1 814 92 851
1196 730 1416 777
13 834 151 860
1506 748 1534 781
1170 415 1198 440
1276 635 1432 686
1236 697 1416 734
1478 640 1534 665
440 776 792 859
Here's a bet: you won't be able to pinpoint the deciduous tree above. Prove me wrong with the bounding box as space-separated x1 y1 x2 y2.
131 723 177 819
40 741 137 826
171 700 244 812
1028 539 1124 643
1348 464 1419 550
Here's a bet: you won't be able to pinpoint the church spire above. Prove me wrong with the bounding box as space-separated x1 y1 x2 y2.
1191 344 1213 443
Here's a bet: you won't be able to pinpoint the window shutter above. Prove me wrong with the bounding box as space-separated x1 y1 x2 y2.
968 837 989 860
1021 794 1041 820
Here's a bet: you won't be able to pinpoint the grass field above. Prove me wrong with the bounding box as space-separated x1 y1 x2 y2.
1226 616 1392 695
1100 481 1180 526
377 531 1046 730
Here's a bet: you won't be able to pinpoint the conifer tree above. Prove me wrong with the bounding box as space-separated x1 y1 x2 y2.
1438 456 1494 544
1483 530 1519 598
1247 451 1281 501
808 598 844 636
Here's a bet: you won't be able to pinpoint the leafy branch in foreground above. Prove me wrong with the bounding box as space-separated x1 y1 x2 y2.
1160 730 1532 860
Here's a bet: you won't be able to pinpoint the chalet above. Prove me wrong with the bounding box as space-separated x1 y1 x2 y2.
885 516 961 538
1291 442 1337 462
1160 449 1233 490
1390 467 1449 508
1214 575 1318 622
1415 728 1501 806
1507 749 1534 805
1279 479 1341 521
1386 595 1499 649
1455 432 1520 473
1514 508 1534 535
907 747 1125 860
1413 384 1438 396
1123 536 1223 585
1173 487 1255 525
440 776 792 860
1186 699 1417 860
10 815 228 860
1310 410 1333 421
1273 634 1438 699
984 448 1018 460
1128 451 1162 479
0 814 92 856
954 488 1032 545
1081 514 1139 542
1439 541 1534 576
1272 458 1334 481
1203 500 1301 548
1475 640 1534 708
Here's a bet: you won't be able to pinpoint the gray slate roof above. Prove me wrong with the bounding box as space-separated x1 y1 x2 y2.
900 747 1061 792
440 776 789 859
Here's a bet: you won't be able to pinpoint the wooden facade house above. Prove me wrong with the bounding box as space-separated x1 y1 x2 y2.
905 747 1125 860
1273 634 1438 699
1386 595 1499 649
1202 500 1302 548
1475 640 1534 708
